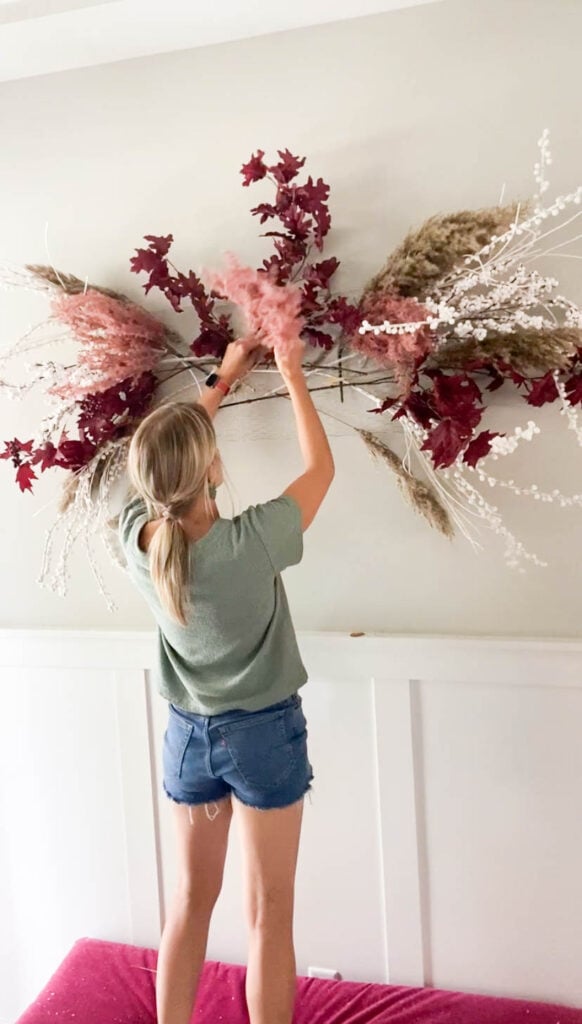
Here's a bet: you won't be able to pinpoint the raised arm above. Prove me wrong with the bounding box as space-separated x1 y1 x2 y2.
197 337 335 532
196 339 265 420
276 342 335 531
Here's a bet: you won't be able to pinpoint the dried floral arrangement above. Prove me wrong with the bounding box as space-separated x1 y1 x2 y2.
2 131 582 608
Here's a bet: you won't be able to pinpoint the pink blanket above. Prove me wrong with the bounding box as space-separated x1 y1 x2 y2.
15 937 582 1023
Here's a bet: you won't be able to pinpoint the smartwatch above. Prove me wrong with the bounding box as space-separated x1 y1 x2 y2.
205 372 231 396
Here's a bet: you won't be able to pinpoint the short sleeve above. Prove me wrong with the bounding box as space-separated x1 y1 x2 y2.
118 495 148 556
244 494 303 573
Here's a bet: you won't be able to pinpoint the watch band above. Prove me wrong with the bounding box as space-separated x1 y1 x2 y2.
205 372 231 396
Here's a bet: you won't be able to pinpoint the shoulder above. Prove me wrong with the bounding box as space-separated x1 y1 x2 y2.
238 494 301 538
238 494 303 572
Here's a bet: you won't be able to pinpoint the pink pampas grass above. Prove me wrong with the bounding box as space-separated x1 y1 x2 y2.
352 293 435 367
350 292 436 394
48 290 166 400
204 253 305 352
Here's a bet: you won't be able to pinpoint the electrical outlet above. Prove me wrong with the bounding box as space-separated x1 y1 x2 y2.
307 966 342 981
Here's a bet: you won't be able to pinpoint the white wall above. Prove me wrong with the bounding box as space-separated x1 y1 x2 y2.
2 630 582 1023
1 0 582 635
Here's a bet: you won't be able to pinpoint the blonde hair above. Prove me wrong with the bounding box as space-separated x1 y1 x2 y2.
127 401 220 626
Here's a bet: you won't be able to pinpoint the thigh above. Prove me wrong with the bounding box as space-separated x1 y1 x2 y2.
171 797 233 901
233 796 304 926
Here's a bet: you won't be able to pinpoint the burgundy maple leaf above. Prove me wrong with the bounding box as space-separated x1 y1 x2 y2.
484 365 505 392
294 177 331 248
431 372 482 421
16 462 37 493
421 419 468 469
31 442 58 472
240 150 268 187
302 327 334 350
300 281 323 316
56 438 97 472
304 258 340 291
565 372 582 405
371 395 399 415
527 372 559 407
191 324 234 357
495 359 527 387
278 206 311 240
394 393 435 430
130 234 173 287
463 430 503 468
250 202 278 224
269 149 306 185
327 296 362 335
0 438 34 464
295 176 330 212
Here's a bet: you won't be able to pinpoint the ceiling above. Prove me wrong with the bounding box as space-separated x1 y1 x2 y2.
0 0 443 83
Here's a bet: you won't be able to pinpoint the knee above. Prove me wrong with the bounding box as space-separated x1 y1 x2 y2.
175 876 223 917
246 886 294 934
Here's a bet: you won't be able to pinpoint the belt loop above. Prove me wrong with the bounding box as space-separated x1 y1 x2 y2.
204 715 213 777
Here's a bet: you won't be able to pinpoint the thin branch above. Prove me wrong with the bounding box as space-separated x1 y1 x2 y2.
223 374 397 408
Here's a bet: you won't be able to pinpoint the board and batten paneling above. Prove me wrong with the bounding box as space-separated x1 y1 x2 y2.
1 630 581 1023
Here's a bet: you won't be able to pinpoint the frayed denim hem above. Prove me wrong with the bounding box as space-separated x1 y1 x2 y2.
232 778 314 812
162 781 231 822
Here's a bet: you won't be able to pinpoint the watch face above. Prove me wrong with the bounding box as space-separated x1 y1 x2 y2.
206 372 218 387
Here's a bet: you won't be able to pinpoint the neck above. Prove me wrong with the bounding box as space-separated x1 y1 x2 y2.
179 499 220 536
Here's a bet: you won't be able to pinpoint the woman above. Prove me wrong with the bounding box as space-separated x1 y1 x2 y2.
118 335 335 1024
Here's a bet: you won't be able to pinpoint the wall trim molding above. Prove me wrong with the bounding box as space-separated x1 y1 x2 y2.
2 630 581 686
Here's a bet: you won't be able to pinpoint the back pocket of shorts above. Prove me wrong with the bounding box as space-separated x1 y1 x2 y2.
163 713 194 780
218 711 295 790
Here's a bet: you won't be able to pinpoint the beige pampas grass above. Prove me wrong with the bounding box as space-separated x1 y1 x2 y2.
432 326 580 374
363 200 533 301
58 472 80 514
25 264 129 302
57 459 108 515
358 428 454 539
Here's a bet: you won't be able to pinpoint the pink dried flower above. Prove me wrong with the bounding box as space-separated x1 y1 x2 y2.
203 253 305 352
350 292 436 393
48 290 166 400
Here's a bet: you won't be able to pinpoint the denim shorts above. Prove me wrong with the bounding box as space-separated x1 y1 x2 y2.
162 692 314 811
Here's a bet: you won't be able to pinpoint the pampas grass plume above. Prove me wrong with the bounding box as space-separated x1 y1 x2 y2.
204 252 305 352
358 428 454 539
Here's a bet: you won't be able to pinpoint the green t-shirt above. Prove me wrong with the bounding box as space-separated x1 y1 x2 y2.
118 493 308 715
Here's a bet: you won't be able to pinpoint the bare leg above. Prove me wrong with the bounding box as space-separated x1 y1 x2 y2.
156 797 232 1024
233 796 304 1024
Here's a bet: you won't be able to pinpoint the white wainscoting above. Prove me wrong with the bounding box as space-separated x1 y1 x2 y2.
1 630 582 1023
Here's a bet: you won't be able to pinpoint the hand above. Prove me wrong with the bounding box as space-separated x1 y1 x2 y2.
219 338 267 385
274 337 306 382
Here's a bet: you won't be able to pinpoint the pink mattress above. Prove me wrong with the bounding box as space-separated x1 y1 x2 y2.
15 937 582 1024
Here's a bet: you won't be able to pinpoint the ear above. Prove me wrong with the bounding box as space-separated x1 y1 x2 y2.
209 450 223 485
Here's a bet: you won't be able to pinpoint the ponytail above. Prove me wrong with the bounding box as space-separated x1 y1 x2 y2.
148 517 191 626
127 401 220 626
